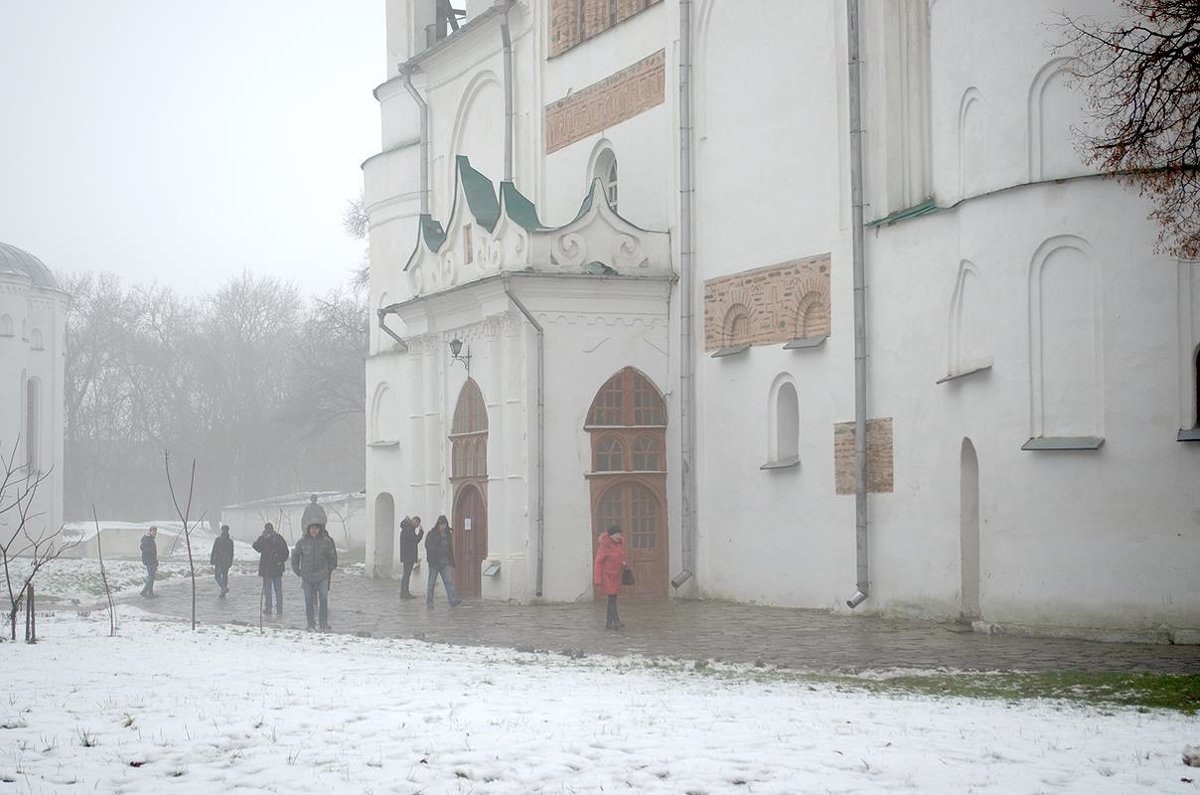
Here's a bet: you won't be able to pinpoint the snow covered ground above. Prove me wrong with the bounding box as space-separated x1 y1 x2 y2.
1 611 1196 793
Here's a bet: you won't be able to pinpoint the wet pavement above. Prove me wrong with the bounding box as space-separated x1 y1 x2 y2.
123 570 1200 675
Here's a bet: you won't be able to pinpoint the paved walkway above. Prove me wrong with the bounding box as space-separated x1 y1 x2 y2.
124 570 1200 674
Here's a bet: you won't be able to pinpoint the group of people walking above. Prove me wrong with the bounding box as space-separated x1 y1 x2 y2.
137 497 631 631
398 514 461 607
138 495 340 632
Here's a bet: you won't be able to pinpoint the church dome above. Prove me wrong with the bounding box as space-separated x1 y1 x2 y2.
0 242 59 290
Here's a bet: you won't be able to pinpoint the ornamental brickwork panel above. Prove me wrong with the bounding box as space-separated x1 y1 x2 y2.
545 51 666 154
833 418 894 495
549 0 663 57
702 254 831 351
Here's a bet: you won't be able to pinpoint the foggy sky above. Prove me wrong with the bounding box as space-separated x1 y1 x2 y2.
0 1 384 295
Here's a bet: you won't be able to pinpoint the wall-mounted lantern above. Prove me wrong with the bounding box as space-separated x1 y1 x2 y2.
449 337 472 374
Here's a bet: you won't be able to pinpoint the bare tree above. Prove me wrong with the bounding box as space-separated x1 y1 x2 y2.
1061 1 1200 258
0 441 81 640
92 506 116 637
164 452 199 630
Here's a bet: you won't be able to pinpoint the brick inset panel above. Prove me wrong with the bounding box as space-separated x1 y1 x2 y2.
550 0 663 57
833 418 894 495
544 50 666 154
703 254 831 351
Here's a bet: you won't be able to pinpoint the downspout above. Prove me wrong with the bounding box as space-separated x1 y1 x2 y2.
846 0 870 609
376 307 410 351
672 0 696 590
500 1 514 182
502 277 545 597
400 65 430 214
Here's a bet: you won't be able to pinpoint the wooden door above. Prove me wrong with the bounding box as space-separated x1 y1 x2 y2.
593 479 667 598
452 483 487 598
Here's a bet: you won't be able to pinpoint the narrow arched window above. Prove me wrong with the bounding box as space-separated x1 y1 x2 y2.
594 435 625 471
776 382 799 462
25 378 40 473
593 147 618 212
724 304 751 347
0 315 12 337
1194 347 1200 429
451 379 488 480
632 434 662 471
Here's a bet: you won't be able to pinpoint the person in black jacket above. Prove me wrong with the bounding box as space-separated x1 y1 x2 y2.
140 526 158 598
292 523 338 631
210 525 235 597
252 522 290 617
398 515 423 599
424 515 461 608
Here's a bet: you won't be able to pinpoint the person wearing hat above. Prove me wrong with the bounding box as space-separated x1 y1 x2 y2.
291 522 338 631
300 494 327 533
593 524 628 630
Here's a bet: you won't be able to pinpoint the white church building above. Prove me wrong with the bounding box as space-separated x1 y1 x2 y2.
0 242 68 543
362 0 1199 642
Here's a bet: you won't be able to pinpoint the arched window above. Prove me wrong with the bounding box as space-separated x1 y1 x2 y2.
594 436 625 471
587 368 667 427
723 304 751 347
794 291 829 339
0 315 12 337
1194 346 1200 429
593 147 618 212
632 434 663 471
764 376 800 469
25 378 40 473
451 379 488 479
775 382 799 462
29 329 43 351
452 379 488 434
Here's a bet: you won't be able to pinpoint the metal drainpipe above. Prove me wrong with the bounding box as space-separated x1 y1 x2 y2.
502 277 545 597
401 65 430 215
672 0 696 590
500 2 514 182
846 0 870 610
376 307 410 351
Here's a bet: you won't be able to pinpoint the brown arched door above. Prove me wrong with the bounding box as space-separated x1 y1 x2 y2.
449 378 488 597
586 367 668 598
593 479 666 597
452 482 487 598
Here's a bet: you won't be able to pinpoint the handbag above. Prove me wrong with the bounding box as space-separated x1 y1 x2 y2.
621 567 635 586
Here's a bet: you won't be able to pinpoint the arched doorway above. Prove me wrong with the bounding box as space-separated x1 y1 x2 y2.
374 492 395 579
587 367 668 598
453 483 487 598
449 378 488 597
959 438 981 620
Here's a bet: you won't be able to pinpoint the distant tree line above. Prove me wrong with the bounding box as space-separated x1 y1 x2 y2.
60 269 367 524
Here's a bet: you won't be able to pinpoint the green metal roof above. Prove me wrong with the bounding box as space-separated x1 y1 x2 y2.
456 155 500 232
418 215 446 251
499 182 545 230
866 198 940 228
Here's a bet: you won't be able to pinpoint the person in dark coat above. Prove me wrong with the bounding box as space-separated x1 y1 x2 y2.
300 494 327 533
424 514 461 608
593 525 627 630
210 525 235 597
398 515 424 599
292 523 338 631
140 526 159 598
252 522 290 616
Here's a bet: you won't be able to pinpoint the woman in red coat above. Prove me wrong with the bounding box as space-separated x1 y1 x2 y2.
593 524 627 630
